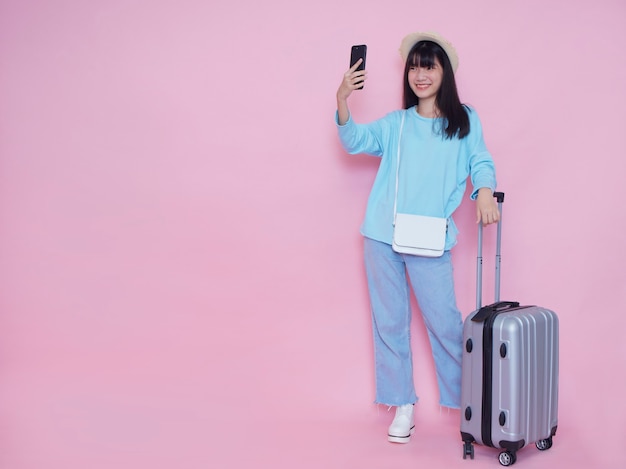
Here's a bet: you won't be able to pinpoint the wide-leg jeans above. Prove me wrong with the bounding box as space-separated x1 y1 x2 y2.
363 237 463 408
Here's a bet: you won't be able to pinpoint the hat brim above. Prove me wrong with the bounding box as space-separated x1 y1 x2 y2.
399 31 459 73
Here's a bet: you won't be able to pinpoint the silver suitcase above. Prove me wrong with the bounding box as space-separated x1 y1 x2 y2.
460 192 559 466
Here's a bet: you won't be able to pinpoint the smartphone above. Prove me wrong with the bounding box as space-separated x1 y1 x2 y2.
350 44 367 89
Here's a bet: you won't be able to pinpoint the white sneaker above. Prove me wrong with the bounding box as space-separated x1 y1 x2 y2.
387 404 415 443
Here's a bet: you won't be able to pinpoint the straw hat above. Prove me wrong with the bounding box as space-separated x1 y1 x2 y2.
399 31 459 73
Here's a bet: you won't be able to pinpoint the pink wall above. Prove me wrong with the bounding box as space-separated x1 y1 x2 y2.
1 0 625 467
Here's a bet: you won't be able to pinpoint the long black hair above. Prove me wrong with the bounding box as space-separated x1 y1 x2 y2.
402 40 470 139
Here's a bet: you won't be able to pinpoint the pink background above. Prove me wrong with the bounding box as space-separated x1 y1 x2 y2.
1 0 625 468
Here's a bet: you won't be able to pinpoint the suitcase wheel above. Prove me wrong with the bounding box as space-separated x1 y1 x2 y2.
535 437 553 451
462 441 474 460
498 450 517 466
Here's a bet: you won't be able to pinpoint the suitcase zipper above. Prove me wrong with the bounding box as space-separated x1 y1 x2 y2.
481 308 498 448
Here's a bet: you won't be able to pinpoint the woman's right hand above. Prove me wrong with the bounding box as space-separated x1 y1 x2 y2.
337 59 367 100
337 59 367 125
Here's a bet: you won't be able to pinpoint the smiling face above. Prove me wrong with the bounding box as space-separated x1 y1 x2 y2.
401 39 467 137
407 57 443 103
402 40 454 114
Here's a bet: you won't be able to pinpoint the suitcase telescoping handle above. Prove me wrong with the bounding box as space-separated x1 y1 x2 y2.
475 191 506 311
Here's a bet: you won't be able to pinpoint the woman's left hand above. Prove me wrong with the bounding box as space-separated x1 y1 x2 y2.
476 188 501 225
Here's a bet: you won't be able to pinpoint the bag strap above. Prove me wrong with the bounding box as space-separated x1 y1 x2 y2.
392 111 406 225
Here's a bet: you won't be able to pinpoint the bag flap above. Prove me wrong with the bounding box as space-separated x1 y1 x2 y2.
393 213 447 250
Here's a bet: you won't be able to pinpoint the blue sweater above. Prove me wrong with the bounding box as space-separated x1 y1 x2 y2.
336 106 497 250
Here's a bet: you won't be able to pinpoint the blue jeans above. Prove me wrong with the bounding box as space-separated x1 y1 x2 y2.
363 237 463 408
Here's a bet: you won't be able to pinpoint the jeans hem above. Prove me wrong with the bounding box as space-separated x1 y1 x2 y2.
374 398 419 407
439 402 460 410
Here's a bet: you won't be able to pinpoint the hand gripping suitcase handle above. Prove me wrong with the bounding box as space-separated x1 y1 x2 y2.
476 192 506 310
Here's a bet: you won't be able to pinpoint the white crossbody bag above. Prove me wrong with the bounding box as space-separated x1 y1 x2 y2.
392 112 447 257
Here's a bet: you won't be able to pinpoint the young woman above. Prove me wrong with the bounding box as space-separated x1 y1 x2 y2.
335 31 500 443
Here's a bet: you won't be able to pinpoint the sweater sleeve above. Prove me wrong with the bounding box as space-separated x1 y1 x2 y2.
335 111 386 157
466 108 497 199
